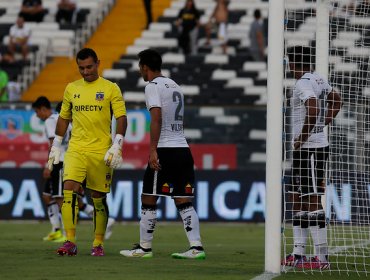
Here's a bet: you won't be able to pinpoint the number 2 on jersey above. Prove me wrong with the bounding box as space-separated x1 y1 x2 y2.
173 91 183 121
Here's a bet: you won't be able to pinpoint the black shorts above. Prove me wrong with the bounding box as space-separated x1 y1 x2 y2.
43 162 64 198
291 146 329 195
143 147 195 197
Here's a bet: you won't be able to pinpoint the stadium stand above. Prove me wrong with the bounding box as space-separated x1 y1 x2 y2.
2 0 271 170
20 0 172 102
0 0 114 94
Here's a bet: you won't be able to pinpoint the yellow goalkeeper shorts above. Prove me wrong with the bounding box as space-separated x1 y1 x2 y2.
63 149 113 193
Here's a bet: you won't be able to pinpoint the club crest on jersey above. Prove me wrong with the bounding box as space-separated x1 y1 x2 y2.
96 92 104 101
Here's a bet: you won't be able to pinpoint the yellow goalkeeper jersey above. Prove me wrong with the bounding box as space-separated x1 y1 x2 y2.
60 77 126 153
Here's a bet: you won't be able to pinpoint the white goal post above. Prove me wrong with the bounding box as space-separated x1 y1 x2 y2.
265 0 284 275
266 0 370 275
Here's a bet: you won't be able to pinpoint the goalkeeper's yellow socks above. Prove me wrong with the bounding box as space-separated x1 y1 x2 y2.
61 190 79 242
92 197 109 247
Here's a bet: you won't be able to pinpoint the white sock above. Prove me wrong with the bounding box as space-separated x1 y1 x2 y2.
178 203 202 248
309 210 328 262
292 226 309 256
310 226 328 262
81 203 94 218
139 205 157 249
47 202 61 232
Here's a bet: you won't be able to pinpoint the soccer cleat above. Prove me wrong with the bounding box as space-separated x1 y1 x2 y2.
171 246 206 260
56 241 77 256
104 217 115 240
52 235 67 243
119 243 153 258
91 245 105 257
281 254 306 267
43 230 65 242
297 256 330 270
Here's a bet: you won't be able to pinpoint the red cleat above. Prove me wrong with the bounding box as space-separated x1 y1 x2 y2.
57 241 77 256
281 254 307 266
91 245 105 256
296 256 330 270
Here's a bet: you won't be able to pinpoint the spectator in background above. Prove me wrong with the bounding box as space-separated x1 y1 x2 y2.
8 16 30 61
249 9 266 61
19 0 47 23
0 51 15 64
0 68 9 102
55 0 76 24
175 0 201 55
339 0 370 16
205 0 229 54
7 76 22 102
143 0 153 29
340 0 356 15
355 0 370 15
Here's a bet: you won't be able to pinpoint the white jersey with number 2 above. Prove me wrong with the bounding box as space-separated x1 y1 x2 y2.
145 76 188 148
292 72 333 149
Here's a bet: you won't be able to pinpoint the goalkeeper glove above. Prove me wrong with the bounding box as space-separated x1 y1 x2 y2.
104 134 124 169
48 135 63 171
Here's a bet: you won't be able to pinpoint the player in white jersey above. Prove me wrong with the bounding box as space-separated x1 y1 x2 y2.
33 98 114 241
33 97 67 242
282 46 341 269
120 49 205 260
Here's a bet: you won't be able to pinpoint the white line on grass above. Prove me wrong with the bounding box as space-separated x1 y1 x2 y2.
250 273 279 280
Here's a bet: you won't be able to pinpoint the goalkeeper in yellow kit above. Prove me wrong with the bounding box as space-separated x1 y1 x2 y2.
48 48 127 256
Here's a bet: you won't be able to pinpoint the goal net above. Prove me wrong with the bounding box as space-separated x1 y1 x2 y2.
282 0 370 274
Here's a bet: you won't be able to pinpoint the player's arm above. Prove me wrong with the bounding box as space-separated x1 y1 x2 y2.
209 4 218 22
115 115 127 137
256 28 265 58
149 107 162 171
294 97 319 150
43 137 54 178
104 115 127 168
55 116 70 137
325 89 341 125
175 10 182 27
104 84 127 168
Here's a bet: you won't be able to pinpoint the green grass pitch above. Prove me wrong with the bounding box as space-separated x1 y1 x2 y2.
0 222 366 279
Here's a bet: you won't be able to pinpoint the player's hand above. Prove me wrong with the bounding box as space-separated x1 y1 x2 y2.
149 150 161 171
43 167 51 178
104 134 124 169
47 136 63 171
293 140 302 150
